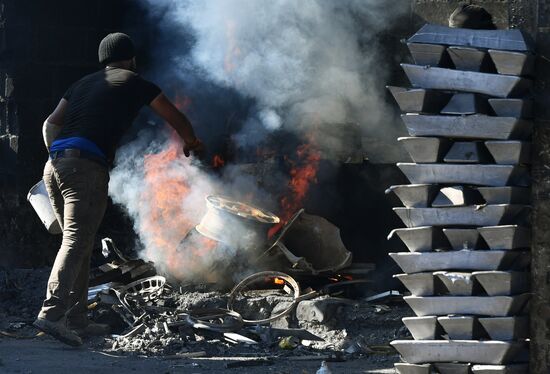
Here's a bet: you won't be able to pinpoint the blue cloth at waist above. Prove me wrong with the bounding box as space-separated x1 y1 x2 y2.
50 137 106 159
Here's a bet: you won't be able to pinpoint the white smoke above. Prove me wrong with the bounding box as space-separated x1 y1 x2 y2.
109 128 215 277
109 127 275 282
109 0 409 281
145 0 407 150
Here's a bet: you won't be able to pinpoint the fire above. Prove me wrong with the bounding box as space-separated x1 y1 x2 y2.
273 277 285 285
269 141 321 237
212 154 225 168
139 90 217 280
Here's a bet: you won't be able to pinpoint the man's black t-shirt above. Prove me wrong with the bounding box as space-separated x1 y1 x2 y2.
57 67 161 161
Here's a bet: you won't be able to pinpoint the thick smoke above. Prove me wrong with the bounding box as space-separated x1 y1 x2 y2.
109 0 408 281
144 0 408 153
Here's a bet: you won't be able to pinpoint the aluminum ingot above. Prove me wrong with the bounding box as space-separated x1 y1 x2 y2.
488 50 535 76
394 273 436 296
488 99 533 119
478 317 529 341
448 46 490 72
403 294 531 317
434 271 479 296
386 184 439 208
397 163 530 187
394 363 432 374
388 226 450 252
442 228 485 250
485 141 531 165
471 364 529 374
472 271 530 296
407 24 532 52
407 42 448 66
387 86 452 113
389 251 526 274
441 93 491 115
393 205 530 228
402 114 533 140
477 225 530 250
402 64 533 98
398 137 451 163
476 187 531 205
437 315 483 340
434 363 472 374
392 340 528 365
443 142 492 164
432 187 483 208
402 316 442 340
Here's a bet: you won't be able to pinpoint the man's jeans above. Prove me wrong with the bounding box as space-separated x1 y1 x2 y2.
38 157 109 326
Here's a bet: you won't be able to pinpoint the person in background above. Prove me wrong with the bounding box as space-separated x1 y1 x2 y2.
34 32 204 346
449 3 497 30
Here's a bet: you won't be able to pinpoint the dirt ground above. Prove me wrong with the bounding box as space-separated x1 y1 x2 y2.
0 268 408 373
0 337 399 373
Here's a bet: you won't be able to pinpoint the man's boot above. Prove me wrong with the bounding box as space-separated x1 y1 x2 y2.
33 316 82 347
68 319 111 337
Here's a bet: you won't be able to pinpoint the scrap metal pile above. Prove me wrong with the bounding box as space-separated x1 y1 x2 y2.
87 258 404 365
82 196 402 366
387 25 532 374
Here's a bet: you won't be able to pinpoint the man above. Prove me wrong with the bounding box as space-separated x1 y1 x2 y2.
448 4 497 30
33 33 204 346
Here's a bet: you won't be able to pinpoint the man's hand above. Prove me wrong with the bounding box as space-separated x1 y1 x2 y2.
150 93 202 156
183 138 205 158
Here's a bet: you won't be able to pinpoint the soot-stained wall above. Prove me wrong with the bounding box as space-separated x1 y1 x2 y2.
0 0 129 267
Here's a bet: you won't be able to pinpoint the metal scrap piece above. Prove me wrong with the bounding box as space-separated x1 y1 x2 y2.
227 271 300 325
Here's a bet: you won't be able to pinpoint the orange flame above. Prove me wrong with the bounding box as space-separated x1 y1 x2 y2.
212 154 225 168
269 141 321 237
273 277 285 285
140 137 219 280
139 93 218 280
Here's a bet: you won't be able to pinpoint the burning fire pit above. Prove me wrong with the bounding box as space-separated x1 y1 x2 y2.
196 195 280 249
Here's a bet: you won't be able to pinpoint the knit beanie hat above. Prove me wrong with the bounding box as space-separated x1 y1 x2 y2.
98 33 135 65
449 5 497 30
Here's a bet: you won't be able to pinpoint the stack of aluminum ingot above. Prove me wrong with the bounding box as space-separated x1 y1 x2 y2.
387 25 533 374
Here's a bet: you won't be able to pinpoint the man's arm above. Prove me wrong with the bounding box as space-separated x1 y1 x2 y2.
149 93 204 157
42 98 68 149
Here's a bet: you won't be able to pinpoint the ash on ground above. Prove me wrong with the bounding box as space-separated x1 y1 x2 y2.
0 267 411 369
